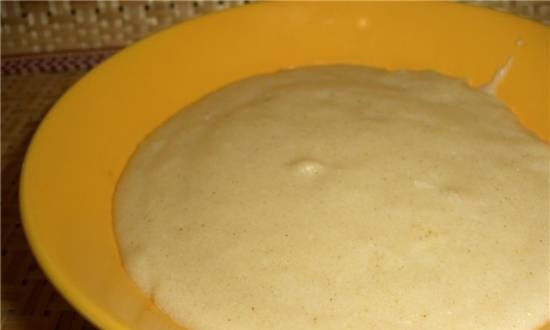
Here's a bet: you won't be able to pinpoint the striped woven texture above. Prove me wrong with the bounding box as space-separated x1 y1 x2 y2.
2 73 93 330
1 0 249 55
1 1 548 56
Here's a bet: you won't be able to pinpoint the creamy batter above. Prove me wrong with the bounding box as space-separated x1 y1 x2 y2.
114 66 549 330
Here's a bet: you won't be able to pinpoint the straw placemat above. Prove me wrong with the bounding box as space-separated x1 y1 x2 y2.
1 2 549 330
1 0 248 56
1 72 95 330
1 1 548 56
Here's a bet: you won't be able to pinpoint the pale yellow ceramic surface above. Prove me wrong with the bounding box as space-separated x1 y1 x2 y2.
20 2 549 330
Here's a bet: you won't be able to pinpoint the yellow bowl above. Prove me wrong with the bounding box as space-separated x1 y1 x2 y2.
20 2 549 330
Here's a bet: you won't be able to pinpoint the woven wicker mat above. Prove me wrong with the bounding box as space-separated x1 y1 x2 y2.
1 72 96 330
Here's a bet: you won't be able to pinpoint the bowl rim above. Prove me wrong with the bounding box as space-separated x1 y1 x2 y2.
17 4 257 329
18 2 548 329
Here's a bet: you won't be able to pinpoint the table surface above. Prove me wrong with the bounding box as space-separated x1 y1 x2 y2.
2 70 97 330
1 5 548 329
